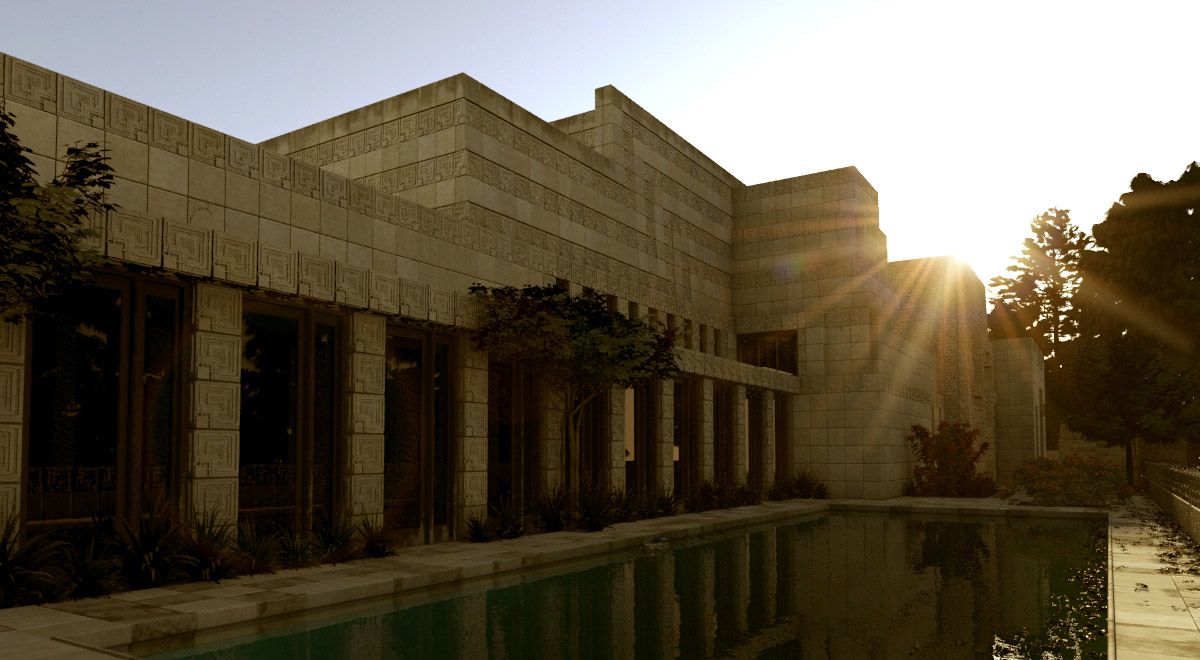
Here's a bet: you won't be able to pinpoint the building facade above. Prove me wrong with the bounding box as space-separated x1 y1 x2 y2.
0 54 1043 538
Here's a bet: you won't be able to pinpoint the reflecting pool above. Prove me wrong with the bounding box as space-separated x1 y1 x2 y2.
142 512 1106 659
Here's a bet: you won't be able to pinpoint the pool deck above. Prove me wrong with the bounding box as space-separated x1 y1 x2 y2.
0 496 1189 658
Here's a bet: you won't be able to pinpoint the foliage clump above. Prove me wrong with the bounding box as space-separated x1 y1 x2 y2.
766 472 830 501
0 110 114 320
903 422 996 497
469 284 678 494
1003 453 1131 507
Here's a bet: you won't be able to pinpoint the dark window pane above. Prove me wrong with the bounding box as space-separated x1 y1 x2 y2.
29 287 122 521
736 331 798 375
488 361 513 509
240 313 299 531
433 343 449 526
385 336 422 529
311 322 338 527
141 295 178 511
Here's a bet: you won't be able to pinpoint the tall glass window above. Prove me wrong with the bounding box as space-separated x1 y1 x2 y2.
28 277 182 524
240 312 299 530
384 335 423 530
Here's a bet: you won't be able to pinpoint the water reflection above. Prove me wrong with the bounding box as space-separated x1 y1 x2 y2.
151 514 1103 660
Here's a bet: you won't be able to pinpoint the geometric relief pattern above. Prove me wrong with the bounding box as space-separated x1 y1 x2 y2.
0 424 19 480
429 288 452 325
350 313 385 356
190 380 239 430
226 137 257 177
190 478 238 525
190 430 238 478
0 364 21 424
298 255 335 301
335 263 368 309
162 220 212 276
107 211 163 267
259 245 298 293
347 474 383 518
0 319 23 364
148 108 188 155
348 434 384 474
0 484 18 522
193 332 240 382
346 393 384 434
401 280 428 320
368 273 400 315
105 93 148 141
212 233 257 285
190 123 224 167
5 57 57 112
194 283 242 335
58 76 104 128
348 353 385 395
453 291 478 329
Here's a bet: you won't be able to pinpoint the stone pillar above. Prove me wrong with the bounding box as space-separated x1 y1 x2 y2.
454 340 488 532
186 283 242 527
605 386 627 492
538 384 565 495
655 379 675 495
344 313 385 524
760 393 776 490
0 318 25 520
732 384 748 485
699 378 714 483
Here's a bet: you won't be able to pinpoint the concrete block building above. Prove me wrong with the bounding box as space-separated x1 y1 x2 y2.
0 54 1044 540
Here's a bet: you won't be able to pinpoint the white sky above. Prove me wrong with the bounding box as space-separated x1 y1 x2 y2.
2 0 1197 291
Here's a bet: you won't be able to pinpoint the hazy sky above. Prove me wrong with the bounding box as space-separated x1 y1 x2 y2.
3 0 1197 290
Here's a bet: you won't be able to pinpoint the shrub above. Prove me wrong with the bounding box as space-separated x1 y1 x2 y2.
358 517 396 557
768 472 831 500
0 514 64 607
277 527 313 568
683 481 723 513
466 516 492 543
184 510 236 583
531 488 571 532
652 491 679 518
114 503 193 588
315 517 359 564
575 485 615 532
903 422 997 497
490 499 525 540
1007 453 1132 507
236 520 279 574
61 534 121 600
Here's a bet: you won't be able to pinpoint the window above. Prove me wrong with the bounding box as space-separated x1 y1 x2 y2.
737 331 798 375
29 275 183 524
239 302 341 533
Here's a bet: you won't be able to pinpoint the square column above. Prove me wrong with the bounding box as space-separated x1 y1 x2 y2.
654 379 675 495
605 385 627 492
0 318 25 520
732 384 749 485
699 378 714 482
538 383 565 495
186 283 242 527
344 312 386 524
453 339 488 531
760 392 776 489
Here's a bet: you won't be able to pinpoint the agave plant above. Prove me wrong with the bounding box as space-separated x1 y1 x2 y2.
357 516 395 558
531 488 571 532
184 510 236 583
61 534 122 600
315 517 358 564
236 520 279 574
0 514 64 607
277 526 312 569
114 502 194 588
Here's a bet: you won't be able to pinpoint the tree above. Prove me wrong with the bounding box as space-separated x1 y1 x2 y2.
469 284 679 495
1060 164 1200 482
0 110 114 320
989 208 1091 363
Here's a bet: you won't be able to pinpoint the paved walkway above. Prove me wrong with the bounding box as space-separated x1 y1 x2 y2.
1110 495 1200 659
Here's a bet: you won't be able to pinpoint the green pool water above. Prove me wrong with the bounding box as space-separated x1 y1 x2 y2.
140 512 1106 659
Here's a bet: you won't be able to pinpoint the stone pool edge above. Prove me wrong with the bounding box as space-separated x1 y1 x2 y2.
0 497 1118 658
